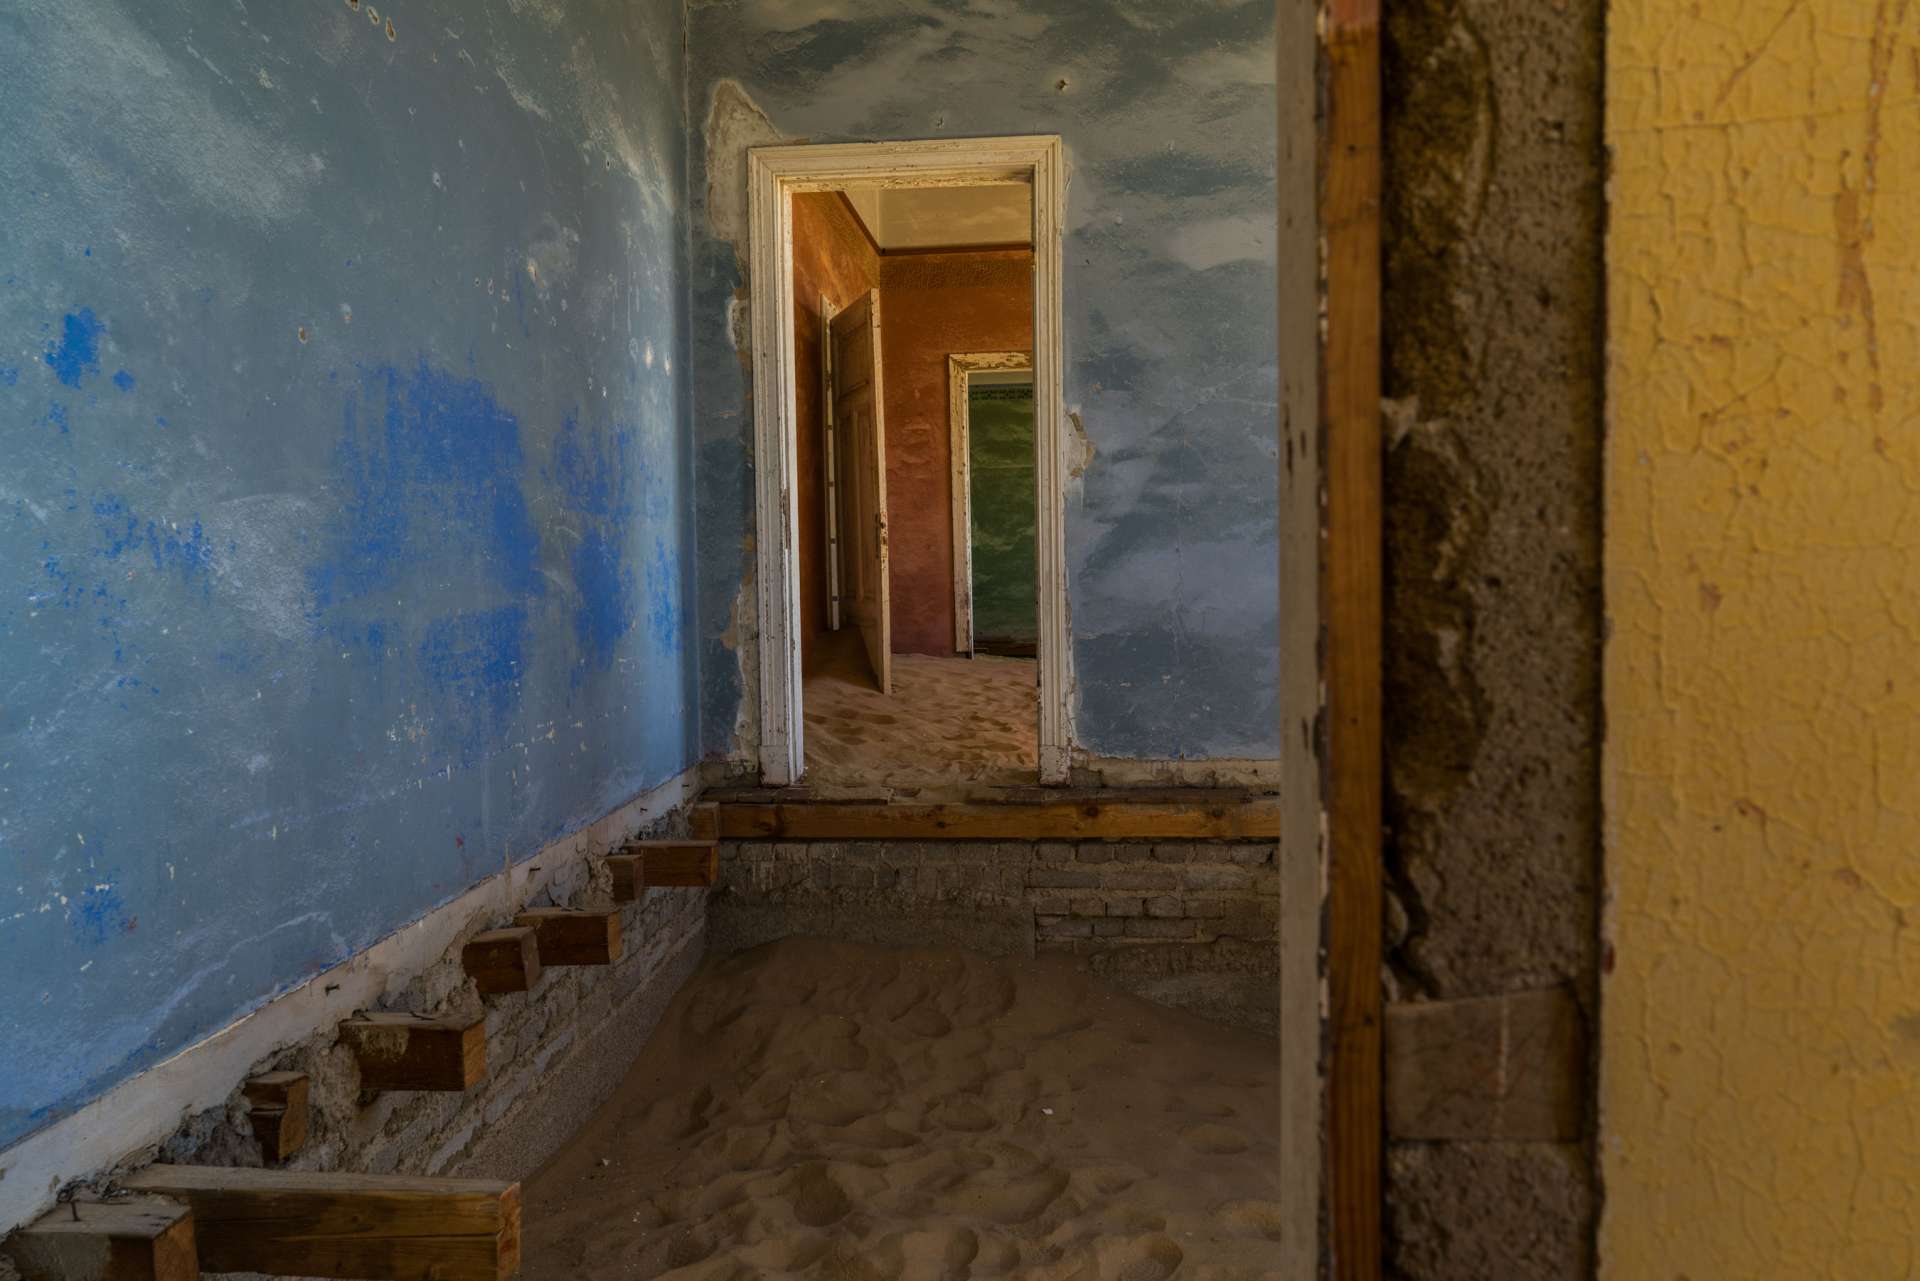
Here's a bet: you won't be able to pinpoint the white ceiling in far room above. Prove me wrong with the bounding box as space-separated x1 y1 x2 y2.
840 184 1033 250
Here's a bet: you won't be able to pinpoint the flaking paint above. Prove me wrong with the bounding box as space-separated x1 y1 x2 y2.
0 0 694 1150
1603 2 1920 1274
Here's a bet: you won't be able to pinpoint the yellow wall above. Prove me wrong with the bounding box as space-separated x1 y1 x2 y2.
1604 2 1920 1274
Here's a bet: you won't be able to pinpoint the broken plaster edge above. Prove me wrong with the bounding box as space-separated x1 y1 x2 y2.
0 762 702 1235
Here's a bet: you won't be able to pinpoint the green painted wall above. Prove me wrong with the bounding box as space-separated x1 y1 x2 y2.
967 384 1037 650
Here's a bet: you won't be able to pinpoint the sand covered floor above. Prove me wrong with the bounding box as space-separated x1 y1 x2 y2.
522 938 1283 1281
803 640 1037 794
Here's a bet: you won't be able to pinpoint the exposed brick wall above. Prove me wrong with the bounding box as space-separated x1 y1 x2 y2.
709 839 1278 1030
153 882 705 1185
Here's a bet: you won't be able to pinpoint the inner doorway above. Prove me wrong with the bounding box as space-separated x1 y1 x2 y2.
748 137 1068 791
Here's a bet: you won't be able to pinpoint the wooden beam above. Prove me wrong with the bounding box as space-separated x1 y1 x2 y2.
1323 0 1385 1277
461 927 542 995
121 1167 519 1281
338 1013 486 1092
696 800 1282 842
609 841 718 895
240 1072 309 1164
513 908 621 966
2 1197 197 1281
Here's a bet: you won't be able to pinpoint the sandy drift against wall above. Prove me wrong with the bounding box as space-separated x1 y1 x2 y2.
521 937 1281 1279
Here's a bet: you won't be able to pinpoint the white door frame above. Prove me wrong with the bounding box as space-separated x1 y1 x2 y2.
747 135 1070 786
948 352 1035 655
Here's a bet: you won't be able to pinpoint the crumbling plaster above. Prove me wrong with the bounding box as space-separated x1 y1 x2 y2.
1602 2 1920 1276
1381 0 1605 1274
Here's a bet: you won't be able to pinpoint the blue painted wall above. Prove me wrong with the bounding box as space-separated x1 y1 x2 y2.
689 0 1282 762
0 0 693 1149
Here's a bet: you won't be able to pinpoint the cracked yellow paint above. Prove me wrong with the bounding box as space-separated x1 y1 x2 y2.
1604 1 1920 1275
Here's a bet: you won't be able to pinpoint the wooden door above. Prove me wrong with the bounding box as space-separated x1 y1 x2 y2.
830 290 892 693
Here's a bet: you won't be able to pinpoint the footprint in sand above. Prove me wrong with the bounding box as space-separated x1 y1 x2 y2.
1181 1122 1250 1155
1111 1234 1185 1281
896 1003 953 1038
789 1164 853 1227
940 1166 1069 1224
931 1096 996 1133
1215 1197 1285 1242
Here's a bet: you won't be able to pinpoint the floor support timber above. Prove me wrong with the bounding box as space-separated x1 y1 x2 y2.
120 1167 519 1281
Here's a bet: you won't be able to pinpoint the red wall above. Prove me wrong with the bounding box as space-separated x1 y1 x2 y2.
792 193 879 669
877 249 1033 655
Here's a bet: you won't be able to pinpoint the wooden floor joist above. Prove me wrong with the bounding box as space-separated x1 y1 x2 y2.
338 1013 486 1092
2 1196 198 1281
607 841 718 897
241 1071 309 1163
121 1166 519 1281
693 799 1282 842
513 907 621 966
462 926 543 995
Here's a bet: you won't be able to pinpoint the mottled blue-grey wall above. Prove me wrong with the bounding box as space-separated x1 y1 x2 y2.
0 0 691 1149
689 0 1281 762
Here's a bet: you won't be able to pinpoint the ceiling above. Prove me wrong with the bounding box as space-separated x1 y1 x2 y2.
839 184 1033 251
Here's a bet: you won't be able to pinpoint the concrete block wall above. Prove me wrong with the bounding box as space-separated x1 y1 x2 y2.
709 840 1279 1031
149 884 703 1187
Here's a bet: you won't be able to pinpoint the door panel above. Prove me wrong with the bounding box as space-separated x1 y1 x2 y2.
830 290 892 693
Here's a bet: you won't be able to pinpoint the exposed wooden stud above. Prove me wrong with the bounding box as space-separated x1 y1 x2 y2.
1 1197 198 1281
337 1013 486 1092
513 908 621 966
120 1167 519 1281
697 800 1281 842
461 927 542 995
1323 0 1385 1276
240 1072 309 1163
610 841 719 895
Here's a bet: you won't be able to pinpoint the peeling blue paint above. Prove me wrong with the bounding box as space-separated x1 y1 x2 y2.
0 0 695 1153
43 308 104 388
309 361 543 613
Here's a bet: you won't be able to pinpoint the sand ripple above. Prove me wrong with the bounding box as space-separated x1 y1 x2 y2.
524 938 1284 1280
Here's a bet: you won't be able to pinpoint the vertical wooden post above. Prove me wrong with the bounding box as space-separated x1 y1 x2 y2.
1323 0 1385 1277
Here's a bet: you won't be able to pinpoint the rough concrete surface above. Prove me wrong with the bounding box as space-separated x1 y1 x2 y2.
1388 1142 1592 1281
1381 0 1605 1274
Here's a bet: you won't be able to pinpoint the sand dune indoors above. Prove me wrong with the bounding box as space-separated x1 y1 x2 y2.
523 938 1282 1280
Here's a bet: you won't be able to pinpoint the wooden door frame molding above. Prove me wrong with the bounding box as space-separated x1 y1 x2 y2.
946 350 1034 655
1309 0 1387 1276
747 136 1070 786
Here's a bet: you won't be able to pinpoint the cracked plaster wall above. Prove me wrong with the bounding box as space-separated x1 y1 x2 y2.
1602 2 1920 1276
1381 0 1605 1275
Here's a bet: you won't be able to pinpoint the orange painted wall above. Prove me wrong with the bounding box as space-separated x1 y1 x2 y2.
792 193 878 669
877 249 1033 655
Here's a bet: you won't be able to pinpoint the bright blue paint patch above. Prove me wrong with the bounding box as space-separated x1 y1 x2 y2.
647 539 682 651
309 360 543 610
91 494 213 592
112 370 135 392
0 367 17 387
572 529 633 666
417 605 529 760
73 881 130 945
41 401 69 434
550 416 636 674
44 308 105 388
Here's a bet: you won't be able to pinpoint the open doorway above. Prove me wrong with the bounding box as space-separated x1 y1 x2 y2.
747 138 1068 789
